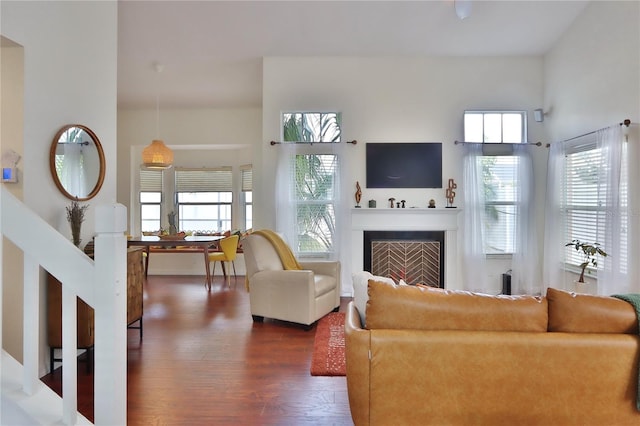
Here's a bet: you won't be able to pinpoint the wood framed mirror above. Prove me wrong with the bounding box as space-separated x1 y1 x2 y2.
49 124 105 201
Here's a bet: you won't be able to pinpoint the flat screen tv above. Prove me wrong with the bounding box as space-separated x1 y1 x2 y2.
366 142 442 188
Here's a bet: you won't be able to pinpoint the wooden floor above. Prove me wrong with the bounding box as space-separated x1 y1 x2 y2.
41 275 354 425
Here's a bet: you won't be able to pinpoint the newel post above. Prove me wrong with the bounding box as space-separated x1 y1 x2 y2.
93 203 127 426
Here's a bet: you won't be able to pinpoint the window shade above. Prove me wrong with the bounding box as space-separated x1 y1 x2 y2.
175 167 232 192
140 169 162 192
241 165 252 192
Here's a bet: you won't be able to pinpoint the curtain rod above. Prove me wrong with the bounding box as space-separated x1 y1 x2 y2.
545 119 636 148
57 141 90 146
454 141 542 146
270 140 357 146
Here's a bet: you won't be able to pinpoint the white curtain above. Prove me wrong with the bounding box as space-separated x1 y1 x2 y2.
543 124 634 295
461 143 488 292
275 142 297 248
510 145 540 295
275 142 347 264
542 140 569 292
61 144 85 197
596 125 630 294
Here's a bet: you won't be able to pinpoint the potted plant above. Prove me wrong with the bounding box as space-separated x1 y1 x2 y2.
565 239 608 283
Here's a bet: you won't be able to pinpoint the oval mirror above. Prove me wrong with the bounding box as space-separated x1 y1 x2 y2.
49 124 105 201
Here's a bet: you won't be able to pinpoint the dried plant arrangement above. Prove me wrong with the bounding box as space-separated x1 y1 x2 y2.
67 200 89 247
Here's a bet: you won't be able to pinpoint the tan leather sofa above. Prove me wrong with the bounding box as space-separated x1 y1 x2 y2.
345 281 640 425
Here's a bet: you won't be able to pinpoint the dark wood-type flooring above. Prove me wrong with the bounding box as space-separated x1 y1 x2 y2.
41 275 354 425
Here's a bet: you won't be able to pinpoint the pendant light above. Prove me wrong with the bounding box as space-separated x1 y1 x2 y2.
142 63 173 169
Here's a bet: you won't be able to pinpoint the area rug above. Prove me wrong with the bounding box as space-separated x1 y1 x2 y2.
310 312 346 376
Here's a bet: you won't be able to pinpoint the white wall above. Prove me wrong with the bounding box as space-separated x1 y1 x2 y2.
544 1 640 142
1 0 118 374
1 39 25 362
261 56 548 293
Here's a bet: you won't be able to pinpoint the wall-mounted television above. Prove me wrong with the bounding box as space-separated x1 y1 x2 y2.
366 142 442 188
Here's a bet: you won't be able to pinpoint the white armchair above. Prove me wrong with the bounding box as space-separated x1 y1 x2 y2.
242 233 341 327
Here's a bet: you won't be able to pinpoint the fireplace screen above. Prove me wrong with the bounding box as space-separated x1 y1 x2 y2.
364 230 445 287
371 240 441 286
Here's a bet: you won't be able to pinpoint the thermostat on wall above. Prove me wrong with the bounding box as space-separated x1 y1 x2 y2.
2 149 21 183
2 167 17 183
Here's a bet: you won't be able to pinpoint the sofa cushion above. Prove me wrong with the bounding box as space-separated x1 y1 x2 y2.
352 271 396 327
547 287 638 334
366 280 548 332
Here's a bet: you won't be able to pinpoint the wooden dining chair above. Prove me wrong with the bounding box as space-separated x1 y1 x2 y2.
208 234 239 286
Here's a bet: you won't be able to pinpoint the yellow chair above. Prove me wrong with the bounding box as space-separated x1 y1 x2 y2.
208 234 239 286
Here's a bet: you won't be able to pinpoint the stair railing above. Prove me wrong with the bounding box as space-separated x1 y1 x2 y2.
1 186 127 425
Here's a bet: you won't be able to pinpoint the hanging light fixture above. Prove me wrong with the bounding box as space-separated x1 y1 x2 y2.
142 63 173 169
454 0 472 20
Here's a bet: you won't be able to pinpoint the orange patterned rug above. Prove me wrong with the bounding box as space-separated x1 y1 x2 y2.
310 312 346 376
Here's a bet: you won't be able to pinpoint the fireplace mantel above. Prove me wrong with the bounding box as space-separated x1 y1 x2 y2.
350 207 462 290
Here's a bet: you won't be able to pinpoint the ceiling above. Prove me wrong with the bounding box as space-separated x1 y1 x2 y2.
117 0 590 109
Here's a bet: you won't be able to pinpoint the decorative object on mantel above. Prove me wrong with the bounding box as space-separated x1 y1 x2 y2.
428 199 436 208
400 200 406 208
389 198 396 208
368 199 376 208
67 199 89 247
354 181 362 208
446 178 458 208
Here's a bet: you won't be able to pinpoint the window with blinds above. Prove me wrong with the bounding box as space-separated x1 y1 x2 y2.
241 165 252 230
175 167 233 233
281 111 342 256
480 156 518 254
293 154 338 255
139 169 163 232
564 143 628 273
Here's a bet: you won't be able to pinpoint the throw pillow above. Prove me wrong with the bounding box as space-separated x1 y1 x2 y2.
351 271 395 327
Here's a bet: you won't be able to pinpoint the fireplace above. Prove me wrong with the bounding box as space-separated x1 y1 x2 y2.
350 207 462 290
364 231 445 287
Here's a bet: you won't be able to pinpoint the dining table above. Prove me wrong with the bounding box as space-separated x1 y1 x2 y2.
127 235 224 290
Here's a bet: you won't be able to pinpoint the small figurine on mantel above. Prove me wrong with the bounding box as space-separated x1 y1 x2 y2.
428 199 436 209
355 181 362 208
389 197 396 208
446 178 458 208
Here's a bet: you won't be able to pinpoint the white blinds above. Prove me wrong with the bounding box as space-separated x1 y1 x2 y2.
175 167 232 192
240 165 252 192
140 169 162 192
564 140 627 273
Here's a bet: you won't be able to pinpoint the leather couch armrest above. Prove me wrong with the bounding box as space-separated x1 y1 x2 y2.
345 302 370 426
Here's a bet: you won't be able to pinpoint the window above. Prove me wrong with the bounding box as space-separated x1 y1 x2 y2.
480 156 518 254
282 112 341 143
564 142 628 273
282 112 341 256
464 111 527 143
241 165 252 230
464 110 527 255
139 169 162 232
175 168 232 233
